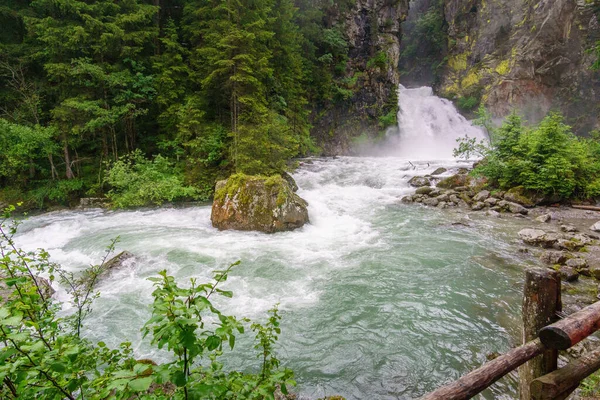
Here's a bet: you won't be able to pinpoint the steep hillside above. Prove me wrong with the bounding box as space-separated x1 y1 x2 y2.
310 0 410 155
439 0 600 132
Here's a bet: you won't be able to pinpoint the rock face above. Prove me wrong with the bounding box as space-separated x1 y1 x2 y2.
310 0 410 154
211 174 309 233
441 0 600 132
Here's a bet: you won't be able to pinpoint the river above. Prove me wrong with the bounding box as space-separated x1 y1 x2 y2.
13 86 536 399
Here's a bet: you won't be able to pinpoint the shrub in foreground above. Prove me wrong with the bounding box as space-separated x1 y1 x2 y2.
0 206 294 399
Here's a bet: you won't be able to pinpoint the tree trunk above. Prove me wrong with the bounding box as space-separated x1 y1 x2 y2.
63 135 74 179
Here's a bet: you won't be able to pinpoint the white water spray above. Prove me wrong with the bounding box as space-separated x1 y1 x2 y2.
386 85 488 160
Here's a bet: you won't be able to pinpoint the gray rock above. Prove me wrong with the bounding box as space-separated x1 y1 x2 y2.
415 186 433 195
400 196 413 203
429 188 444 197
561 224 578 233
554 239 585 252
535 214 552 223
591 221 600 232
473 190 490 202
431 167 447 176
518 228 557 248
449 194 460 204
560 266 579 282
540 251 568 265
437 201 448 209
423 198 439 207
436 194 450 202
408 176 431 188
471 202 485 211
79 197 109 208
484 197 498 206
507 202 529 215
566 258 588 269
486 210 501 218
591 266 600 280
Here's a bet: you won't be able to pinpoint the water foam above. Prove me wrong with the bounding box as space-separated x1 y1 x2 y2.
385 85 488 160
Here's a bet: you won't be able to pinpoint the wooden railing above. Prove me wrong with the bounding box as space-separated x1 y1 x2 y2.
422 268 600 400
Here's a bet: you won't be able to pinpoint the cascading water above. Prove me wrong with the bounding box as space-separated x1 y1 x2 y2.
388 85 489 160
13 88 528 399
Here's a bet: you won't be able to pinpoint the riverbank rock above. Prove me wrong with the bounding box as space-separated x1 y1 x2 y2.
560 266 579 282
591 221 600 232
540 251 569 265
535 214 552 223
436 174 471 189
408 176 430 187
79 197 109 209
518 229 557 248
211 174 309 233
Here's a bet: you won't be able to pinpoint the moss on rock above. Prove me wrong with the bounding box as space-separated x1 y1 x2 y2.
211 173 309 233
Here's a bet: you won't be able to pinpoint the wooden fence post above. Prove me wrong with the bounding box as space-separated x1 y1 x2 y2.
518 267 561 400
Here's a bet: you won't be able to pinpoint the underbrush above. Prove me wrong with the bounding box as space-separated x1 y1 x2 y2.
454 108 600 202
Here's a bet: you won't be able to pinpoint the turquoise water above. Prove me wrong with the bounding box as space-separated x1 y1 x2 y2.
14 157 537 399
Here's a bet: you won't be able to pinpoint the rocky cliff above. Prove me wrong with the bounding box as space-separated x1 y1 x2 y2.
439 0 600 132
311 0 410 155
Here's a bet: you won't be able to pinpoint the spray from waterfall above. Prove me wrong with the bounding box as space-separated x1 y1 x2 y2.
367 85 488 160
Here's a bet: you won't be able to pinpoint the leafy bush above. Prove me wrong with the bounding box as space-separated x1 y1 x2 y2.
456 96 479 111
0 207 295 399
454 111 600 200
104 150 199 208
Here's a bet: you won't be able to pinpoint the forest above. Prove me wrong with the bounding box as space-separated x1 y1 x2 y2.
0 0 367 208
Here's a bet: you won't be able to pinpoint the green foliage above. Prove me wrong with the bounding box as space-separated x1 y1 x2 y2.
0 0 358 207
366 52 388 70
399 0 447 81
454 111 600 200
456 96 479 111
0 119 57 184
582 369 600 397
0 207 295 399
104 150 199 208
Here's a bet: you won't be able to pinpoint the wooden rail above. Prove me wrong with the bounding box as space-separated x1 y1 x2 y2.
422 267 600 400
420 339 545 400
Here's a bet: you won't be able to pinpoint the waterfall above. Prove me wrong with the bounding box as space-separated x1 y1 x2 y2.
386 85 488 160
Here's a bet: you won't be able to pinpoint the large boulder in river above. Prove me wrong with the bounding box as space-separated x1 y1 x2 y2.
211 174 309 233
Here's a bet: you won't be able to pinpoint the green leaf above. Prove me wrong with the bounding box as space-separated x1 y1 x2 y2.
216 289 233 298
206 335 221 351
50 362 66 373
128 376 153 392
1 315 22 326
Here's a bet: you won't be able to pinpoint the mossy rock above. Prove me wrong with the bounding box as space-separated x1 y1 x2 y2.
436 174 472 189
503 186 539 207
211 173 309 233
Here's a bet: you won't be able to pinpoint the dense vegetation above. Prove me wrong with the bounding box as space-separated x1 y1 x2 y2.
0 0 373 208
455 108 600 201
0 206 294 399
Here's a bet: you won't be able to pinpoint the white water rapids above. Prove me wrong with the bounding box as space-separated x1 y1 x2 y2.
14 87 533 399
